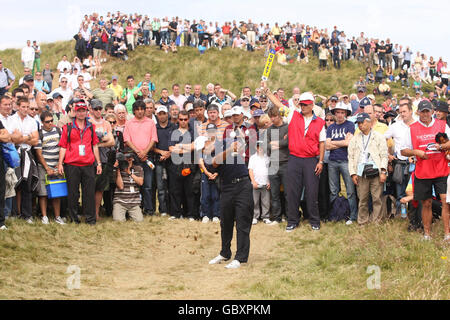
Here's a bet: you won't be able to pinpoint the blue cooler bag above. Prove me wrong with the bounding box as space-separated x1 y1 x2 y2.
45 175 68 199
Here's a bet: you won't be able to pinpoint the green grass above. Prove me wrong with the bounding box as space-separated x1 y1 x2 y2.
0 41 436 103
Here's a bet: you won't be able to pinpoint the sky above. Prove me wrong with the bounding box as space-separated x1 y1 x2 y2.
1 0 449 62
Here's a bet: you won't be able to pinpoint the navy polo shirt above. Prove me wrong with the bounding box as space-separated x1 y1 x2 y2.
155 121 176 152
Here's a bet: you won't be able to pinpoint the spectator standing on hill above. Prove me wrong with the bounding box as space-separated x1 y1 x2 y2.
32 41 41 75
21 40 35 70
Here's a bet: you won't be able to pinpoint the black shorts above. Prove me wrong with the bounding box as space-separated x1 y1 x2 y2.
414 176 447 201
442 78 448 86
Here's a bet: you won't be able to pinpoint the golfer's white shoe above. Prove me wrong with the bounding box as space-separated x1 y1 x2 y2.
209 255 228 265
225 260 241 269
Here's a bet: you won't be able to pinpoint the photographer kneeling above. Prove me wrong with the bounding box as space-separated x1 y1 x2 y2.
113 153 144 222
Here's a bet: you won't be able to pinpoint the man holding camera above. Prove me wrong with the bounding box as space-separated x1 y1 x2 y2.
113 153 144 222
348 113 388 225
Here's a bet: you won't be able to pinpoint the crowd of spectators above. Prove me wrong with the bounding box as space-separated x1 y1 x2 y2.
0 12 449 245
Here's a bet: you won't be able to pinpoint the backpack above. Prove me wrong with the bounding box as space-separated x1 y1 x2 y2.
66 122 94 150
38 126 62 143
329 196 350 222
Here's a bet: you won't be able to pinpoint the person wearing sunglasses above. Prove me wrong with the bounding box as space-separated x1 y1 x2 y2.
35 111 65 225
168 110 196 221
88 99 115 220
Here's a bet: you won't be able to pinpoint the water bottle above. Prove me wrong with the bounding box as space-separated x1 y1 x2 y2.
401 203 407 218
146 160 155 170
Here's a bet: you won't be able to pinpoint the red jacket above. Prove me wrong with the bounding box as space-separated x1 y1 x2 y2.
59 120 99 166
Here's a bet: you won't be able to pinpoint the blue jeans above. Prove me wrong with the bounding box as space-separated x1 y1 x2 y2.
395 163 410 212
139 161 154 213
161 31 169 45
328 160 358 221
200 173 220 218
155 163 168 214
143 30 150 45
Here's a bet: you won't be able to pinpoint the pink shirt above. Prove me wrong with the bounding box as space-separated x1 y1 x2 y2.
123 117 158 151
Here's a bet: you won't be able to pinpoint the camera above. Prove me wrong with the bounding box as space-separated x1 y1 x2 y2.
363 164 379 178
116 152 136 171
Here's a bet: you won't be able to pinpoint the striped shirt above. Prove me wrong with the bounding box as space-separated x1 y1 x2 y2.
199 120 228 140
113 166 143 209
35 127 61 168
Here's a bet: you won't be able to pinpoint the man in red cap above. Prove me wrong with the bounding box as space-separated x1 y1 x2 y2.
58 99 102 225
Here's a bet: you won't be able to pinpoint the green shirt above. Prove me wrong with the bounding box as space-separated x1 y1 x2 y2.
92 87 116 107
121 86 140 114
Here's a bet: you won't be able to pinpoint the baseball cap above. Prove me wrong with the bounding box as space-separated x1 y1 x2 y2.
355 113 371 123
240 96 250 101
206 123 217 131
90 99 103 110
299 92 315 104
259 95 268 101
74 100 88 111
250 102 261 109
357 86 366 93
435 101 449 113
383 110 397 119
156 105 168 113
330 95 338 102
231 106 243 115
23 75 34 82
223 110 233 118
252 109 265 117
418 100 433 112
112 75 118 80
359 97 371 108
46 94 54 101
52 92 63 99
367 94 376 101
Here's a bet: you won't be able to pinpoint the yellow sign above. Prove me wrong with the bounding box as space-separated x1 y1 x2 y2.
261 49 276 81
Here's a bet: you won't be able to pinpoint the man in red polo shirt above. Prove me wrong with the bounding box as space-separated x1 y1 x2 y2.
58 99 101 225
284 92 325 231
401 100 450 241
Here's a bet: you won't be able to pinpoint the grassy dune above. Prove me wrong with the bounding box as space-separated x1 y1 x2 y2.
0 41 435 100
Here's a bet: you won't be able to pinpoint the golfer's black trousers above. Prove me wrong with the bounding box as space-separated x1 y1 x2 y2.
219 179 253 263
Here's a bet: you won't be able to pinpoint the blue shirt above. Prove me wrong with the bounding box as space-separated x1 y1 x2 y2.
326 120 355 161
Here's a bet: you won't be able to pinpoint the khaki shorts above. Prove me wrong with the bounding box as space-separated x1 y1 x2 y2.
37 165 50 197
